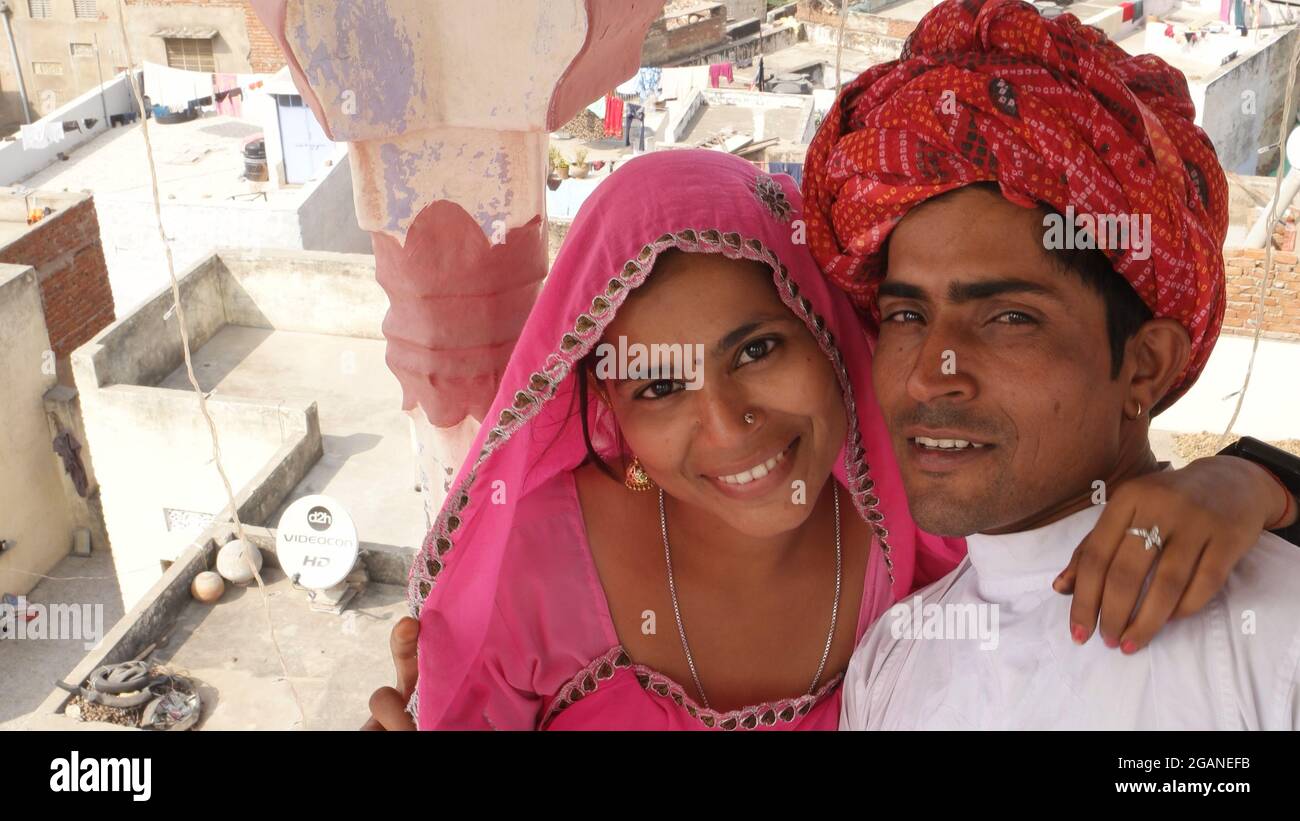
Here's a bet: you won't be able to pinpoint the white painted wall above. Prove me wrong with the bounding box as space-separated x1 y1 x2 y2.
70 256 312 608
0 265 77 597
1195 27 1299 175
297 153 372 255
0 71 139 187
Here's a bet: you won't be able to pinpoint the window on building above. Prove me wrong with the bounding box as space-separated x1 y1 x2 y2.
70 43 95 59
73 0 97 19
32 61 64 76
28 0 52 19
164 37 215 73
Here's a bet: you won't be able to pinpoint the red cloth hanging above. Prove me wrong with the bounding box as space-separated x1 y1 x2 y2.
603 94 624 137
708 62 734 88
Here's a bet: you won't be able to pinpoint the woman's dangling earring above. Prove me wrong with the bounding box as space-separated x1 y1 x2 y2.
625 456 654 491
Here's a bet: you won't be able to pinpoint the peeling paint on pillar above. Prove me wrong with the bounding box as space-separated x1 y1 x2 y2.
249 0 668 516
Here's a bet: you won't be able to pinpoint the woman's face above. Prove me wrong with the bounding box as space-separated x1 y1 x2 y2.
596 250 847 538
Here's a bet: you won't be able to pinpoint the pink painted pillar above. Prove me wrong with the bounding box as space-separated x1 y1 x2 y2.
251 1 665 524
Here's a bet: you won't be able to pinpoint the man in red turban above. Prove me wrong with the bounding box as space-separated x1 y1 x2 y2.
817 0 1300 731
802 0 1228 409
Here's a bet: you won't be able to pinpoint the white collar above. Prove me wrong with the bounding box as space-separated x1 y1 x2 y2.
964 505 1106 603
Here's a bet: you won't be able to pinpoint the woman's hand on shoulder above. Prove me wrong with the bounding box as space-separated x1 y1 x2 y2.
1054 455 1291 654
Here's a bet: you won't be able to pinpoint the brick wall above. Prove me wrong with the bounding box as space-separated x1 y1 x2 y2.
241 2 285 73
796 0 919 39
1222 247 1300 340
644 5 730 65
0 198 115 358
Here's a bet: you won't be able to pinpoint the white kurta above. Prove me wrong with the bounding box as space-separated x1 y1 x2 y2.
842 505 1300 730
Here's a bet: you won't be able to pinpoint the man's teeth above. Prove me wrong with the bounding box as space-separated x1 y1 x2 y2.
914 436 985 450
717 448 787 485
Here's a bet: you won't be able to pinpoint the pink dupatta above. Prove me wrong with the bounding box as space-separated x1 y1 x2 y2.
408 149 965 729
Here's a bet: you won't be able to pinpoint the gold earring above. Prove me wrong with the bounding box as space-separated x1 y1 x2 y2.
624 456 654 491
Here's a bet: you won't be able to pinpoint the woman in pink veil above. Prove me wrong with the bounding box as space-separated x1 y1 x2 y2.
392 149 1291 730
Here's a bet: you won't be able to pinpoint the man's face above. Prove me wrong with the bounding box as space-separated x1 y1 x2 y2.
872 186 1131 536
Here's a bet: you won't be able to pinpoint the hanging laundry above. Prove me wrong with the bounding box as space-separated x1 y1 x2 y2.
604 94 624 137
635 67 662 105
709 62 734 88
20 123 47 150
624 103 649 151
143 61 214 112
659 66 710 103
46 121 66 143
52 431 89 498
214 73 241 117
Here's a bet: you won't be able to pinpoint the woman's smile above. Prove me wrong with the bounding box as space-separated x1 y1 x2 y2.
703 436 801 499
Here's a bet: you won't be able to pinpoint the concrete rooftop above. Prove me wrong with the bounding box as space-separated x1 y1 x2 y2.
732 41 881 88
0 549 124 730
23 114 305 208
24 566 408 731
155 325 426 552
1116 12 1288 82
0 188 93 249
147 569 407 730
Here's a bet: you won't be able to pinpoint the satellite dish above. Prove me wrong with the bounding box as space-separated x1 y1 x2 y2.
1287 126 1300 172
276 494 359 590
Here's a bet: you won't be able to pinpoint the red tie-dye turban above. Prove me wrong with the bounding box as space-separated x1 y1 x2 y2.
802 0 1228 406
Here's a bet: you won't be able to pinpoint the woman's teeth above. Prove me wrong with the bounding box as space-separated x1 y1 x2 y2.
717 448 787 485
914 436 985 450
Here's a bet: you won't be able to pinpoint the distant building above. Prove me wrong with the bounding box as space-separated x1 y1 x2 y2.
0 0 283 131
0 188 113 598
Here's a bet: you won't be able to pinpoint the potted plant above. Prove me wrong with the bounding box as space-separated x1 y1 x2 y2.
569 148 590 179
547 146 564 190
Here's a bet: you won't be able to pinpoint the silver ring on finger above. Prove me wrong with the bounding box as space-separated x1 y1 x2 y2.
1125 525 1163 552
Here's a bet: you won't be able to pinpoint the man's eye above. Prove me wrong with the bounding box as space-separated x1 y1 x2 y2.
636 380 683 400
993 311 1037 325
882 309 924 324
737 338 777 366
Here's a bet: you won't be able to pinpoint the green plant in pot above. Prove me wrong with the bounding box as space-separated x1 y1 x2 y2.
547 146 564 189
570 148 590 179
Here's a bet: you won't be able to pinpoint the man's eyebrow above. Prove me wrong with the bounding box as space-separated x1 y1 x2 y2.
715 314 798 354
948 278 1059 302
878 281 928 300
879 278 1060 303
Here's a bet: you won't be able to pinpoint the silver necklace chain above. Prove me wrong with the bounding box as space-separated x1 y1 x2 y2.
658 484 842 711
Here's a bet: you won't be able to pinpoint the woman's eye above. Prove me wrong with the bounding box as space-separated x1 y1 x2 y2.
636 379 683 400
737 338 777 366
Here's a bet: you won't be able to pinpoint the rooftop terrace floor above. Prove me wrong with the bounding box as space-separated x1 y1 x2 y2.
156 325 427 554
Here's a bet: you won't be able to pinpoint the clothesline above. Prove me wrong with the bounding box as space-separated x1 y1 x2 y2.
149 78 264 115
13 70 272 151
15 119 98 151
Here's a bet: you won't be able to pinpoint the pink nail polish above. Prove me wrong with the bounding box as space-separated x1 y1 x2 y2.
1071 624 1086 644
1103 634 1119 649
1121 640 1138 655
